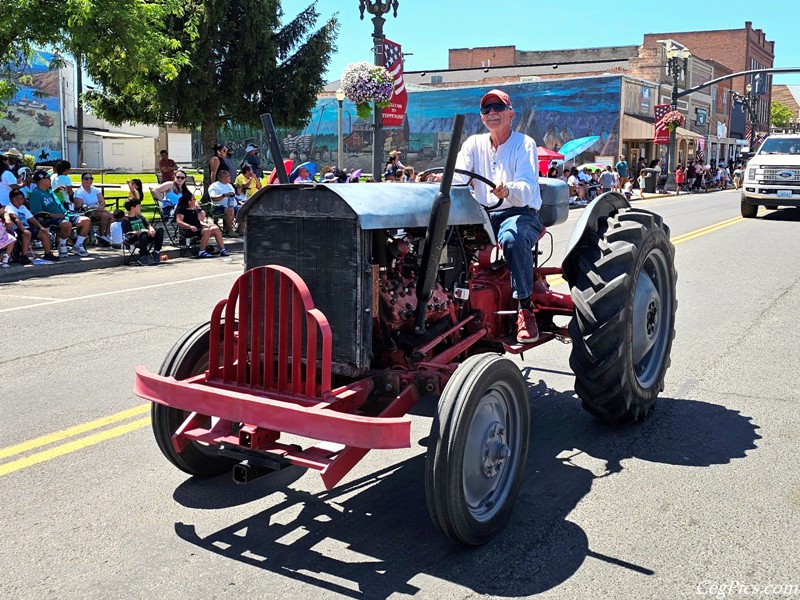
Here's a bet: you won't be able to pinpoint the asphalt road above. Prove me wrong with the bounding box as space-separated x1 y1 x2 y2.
1 189 798 600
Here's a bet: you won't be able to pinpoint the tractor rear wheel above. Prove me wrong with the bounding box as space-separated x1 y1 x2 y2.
564 208 677 424
425 354 530 545
151 321 237 477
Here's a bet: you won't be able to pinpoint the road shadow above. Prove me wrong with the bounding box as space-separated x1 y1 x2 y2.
171 381 760 597
760 207 800 222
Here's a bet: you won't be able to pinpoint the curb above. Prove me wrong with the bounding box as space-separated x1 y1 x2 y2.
0 238 244 284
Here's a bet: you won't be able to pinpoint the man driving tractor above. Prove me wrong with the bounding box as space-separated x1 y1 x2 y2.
456 88 543 343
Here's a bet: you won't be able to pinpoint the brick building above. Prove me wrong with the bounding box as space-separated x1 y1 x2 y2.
642 22 775 137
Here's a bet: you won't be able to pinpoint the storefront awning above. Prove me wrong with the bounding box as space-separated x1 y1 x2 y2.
621 116 703 141
621 116 653 140
675 126 703 139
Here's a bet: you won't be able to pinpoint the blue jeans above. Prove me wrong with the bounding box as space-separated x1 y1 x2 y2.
490 206 542 300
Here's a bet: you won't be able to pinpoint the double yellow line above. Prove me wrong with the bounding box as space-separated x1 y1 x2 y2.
0 208 770 478
547 208 768 287
0 405 150 477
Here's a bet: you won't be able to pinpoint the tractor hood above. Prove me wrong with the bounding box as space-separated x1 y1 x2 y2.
240 183 494 234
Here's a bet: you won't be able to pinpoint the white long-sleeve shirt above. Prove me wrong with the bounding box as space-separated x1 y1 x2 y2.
455 131 542 211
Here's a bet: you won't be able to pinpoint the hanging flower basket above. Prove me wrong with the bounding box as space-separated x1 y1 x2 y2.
341 62 394 120
663 110 685 131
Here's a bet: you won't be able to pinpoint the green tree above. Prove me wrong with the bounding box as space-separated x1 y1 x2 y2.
770 100 794 128
0 0 190 104
86 0 338 163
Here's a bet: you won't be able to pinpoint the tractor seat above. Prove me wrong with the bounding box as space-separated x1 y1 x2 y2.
489 225 548 270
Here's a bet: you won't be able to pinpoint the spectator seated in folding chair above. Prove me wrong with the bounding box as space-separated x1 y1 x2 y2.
207 170 240 238
73 172 113 246
150 169 194 243
121 198 165 266
4 189 60 263
27 170 92 258
174 194 230 259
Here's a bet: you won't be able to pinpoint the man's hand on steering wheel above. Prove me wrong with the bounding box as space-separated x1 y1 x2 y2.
492 182 511 203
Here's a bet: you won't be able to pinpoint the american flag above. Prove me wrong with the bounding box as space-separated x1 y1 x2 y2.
654 104 670 145
696 137 705 162
381 39 407 127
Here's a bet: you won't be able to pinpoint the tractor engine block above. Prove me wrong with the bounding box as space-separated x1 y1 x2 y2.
379 273 453 332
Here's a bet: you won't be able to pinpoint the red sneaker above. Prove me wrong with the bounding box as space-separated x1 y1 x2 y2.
516 309 539 344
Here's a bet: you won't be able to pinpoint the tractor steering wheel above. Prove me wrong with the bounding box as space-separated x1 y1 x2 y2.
417 167 505 211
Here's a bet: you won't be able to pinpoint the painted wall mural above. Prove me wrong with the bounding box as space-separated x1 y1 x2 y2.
2 51 64 161
293 75 622 174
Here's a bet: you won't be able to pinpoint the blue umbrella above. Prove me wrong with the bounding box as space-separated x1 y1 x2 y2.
289 161 318 182
558 136 601 162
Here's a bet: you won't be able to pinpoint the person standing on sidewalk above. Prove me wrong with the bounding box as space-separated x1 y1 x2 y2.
615 155 629 189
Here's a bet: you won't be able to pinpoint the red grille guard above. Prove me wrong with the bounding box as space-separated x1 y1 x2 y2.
134 265 416 489
133 369 412 451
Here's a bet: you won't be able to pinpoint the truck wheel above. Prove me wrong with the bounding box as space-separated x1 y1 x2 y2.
151 322 237 477
564 208 677 424
740 199 758 218
425 354 530 545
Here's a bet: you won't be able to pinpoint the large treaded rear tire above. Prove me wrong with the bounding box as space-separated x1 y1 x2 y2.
425 354 530 546
151 321 237 477
563 208 677 424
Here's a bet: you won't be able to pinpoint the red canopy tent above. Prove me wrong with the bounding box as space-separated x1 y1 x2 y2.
536 147 565 176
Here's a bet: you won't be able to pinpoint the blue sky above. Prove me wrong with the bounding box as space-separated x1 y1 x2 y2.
282 0 800 86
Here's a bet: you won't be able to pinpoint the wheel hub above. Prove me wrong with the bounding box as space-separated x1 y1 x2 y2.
646 300 658 336
482 425 509 477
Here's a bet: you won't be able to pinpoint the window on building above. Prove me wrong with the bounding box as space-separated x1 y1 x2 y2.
112 143 124 156
430 75 443 84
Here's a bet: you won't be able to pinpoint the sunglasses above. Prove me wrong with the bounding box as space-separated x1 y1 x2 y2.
175 175 186 180
82 176 93 180
480 103 509 115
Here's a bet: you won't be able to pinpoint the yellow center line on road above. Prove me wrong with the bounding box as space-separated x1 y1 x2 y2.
546 208 769 288
0 417 151 478
0 404 150 460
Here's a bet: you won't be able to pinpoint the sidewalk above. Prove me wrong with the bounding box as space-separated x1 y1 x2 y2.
0 237 244 284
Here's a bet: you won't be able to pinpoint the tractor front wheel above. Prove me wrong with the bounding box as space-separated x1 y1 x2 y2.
151 322 237 477
425 354 530 546
564 208 677 424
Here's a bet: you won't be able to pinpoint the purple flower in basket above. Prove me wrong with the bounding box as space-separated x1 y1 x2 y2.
341 62 395 120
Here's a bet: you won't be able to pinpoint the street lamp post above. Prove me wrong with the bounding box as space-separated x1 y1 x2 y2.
360 0 399 181
731 82 759 148
336 88 345 167
666 44 691 190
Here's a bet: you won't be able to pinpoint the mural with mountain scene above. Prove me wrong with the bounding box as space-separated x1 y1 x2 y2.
289 75 621 174
1 50 63 161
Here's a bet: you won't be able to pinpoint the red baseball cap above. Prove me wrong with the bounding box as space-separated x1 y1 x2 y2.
480 89 512 108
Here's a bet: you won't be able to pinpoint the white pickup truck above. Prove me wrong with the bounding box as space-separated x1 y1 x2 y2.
741 134 800 217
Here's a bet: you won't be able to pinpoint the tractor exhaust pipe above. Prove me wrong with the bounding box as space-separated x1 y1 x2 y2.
414 113 465 334
260 113 289 184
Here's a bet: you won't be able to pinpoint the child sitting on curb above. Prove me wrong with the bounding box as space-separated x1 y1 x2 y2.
110 209 125 249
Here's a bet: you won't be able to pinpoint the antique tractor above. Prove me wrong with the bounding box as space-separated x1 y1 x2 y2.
134 115 677 545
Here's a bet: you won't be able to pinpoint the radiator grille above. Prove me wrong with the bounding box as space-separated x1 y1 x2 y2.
246 215 371 375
